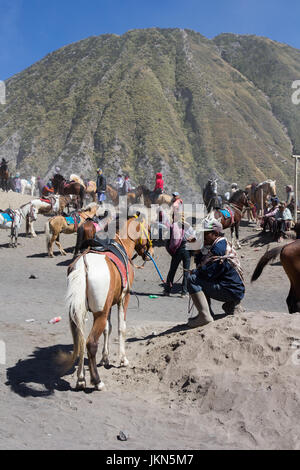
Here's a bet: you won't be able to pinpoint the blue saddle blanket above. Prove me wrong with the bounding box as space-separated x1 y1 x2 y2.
1 212 12 223
220 209 231 219
65 214 81 225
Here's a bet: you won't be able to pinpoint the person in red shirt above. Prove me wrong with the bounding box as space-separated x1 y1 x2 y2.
152 172 164 202
154 172 164 193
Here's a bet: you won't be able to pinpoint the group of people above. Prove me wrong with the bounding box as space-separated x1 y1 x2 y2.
260 195 293 242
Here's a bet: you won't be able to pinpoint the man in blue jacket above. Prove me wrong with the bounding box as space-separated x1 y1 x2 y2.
187 218 245 328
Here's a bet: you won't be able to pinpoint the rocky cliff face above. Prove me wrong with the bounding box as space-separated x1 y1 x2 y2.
0 28 298 196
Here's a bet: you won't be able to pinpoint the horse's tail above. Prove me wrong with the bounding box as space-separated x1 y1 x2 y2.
45 220 51 252
251 246 283 282
56 257 87 373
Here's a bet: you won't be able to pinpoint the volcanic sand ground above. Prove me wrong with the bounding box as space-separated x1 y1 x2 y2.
0 190 300 450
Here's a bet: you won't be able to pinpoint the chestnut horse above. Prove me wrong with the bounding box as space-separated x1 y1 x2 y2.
245 179 276 216
251 224 300 313
57 214 153 390
210 189 253 248
73 211 112 257
45 203 99 257
52 174 85 208
135 185 173 207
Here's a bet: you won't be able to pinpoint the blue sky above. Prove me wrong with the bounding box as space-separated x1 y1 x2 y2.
1 0 299 80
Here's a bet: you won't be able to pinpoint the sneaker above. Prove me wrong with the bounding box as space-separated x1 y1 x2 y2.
180 292 188 298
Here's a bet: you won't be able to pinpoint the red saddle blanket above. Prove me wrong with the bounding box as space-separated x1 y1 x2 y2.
40 198 51 204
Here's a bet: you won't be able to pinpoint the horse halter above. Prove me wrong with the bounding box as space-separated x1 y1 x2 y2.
132 215 153 260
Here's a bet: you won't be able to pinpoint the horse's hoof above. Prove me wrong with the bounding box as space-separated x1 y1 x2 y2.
76 379 86 390
62 252 67 256
95 380 105 391
100 357 109 367
120 357 129 367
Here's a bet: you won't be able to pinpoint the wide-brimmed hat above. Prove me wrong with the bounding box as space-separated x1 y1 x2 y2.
199 217 223 233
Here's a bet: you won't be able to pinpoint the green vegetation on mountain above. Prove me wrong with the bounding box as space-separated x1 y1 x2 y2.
0 28 298 195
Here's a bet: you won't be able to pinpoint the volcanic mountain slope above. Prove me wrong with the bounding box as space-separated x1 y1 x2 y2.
0 28 297 195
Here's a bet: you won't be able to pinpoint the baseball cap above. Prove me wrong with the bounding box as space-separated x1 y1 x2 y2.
172 191 179 196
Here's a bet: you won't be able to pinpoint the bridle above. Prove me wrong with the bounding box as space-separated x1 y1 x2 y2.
116 216 153 262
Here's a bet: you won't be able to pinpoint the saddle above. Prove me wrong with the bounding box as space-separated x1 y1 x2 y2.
80 237 129 290
0 209 15 223
65 213 81 230
220 206 235 225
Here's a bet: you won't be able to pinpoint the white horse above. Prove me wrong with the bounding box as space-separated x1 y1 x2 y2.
21 196 61 237
21 176 36 196
0 203 38 247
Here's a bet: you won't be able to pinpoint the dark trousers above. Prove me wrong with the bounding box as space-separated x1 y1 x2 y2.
165 246 191 294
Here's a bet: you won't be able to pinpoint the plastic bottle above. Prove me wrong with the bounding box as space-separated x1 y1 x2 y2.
48 316 62 324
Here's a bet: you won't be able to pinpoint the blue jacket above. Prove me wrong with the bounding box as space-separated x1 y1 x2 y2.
195 239 245 300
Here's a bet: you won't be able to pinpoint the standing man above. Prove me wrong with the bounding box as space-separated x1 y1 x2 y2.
121 175 132 195
96 168 107 205
115 173 124 195
164 213 196 298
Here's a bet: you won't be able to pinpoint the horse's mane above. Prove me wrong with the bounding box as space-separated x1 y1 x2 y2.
138 184 151 194
257 179 276 188
70 174 84 185
106 183 118 192
229 189 245 203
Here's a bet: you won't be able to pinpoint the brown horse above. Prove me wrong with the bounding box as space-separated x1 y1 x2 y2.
57 214 153 390
73 211 112 257
135 185 173 207
106 184 137 206
52 175 85 208
251 224 300 313
245 179 277 216
0 166 9 192
45 203 99 257
210 189 253 248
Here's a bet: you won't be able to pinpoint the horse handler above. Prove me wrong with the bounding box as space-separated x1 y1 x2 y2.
187 219 245 328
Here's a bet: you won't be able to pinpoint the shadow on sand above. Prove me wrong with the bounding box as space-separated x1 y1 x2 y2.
6 344 74 398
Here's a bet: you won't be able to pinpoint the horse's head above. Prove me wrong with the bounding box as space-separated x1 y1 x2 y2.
128 214 153 261
29 204 38 221
230 189 252 208
269 180 276 196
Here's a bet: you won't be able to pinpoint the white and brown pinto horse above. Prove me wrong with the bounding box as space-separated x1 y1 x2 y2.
23 195 71 237
0 203 38 247
58 215 153 391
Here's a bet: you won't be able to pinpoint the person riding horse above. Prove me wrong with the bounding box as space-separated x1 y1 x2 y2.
1 158 8 171
150 172 164 203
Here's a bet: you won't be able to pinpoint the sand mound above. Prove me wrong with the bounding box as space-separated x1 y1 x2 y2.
101 312 300 449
